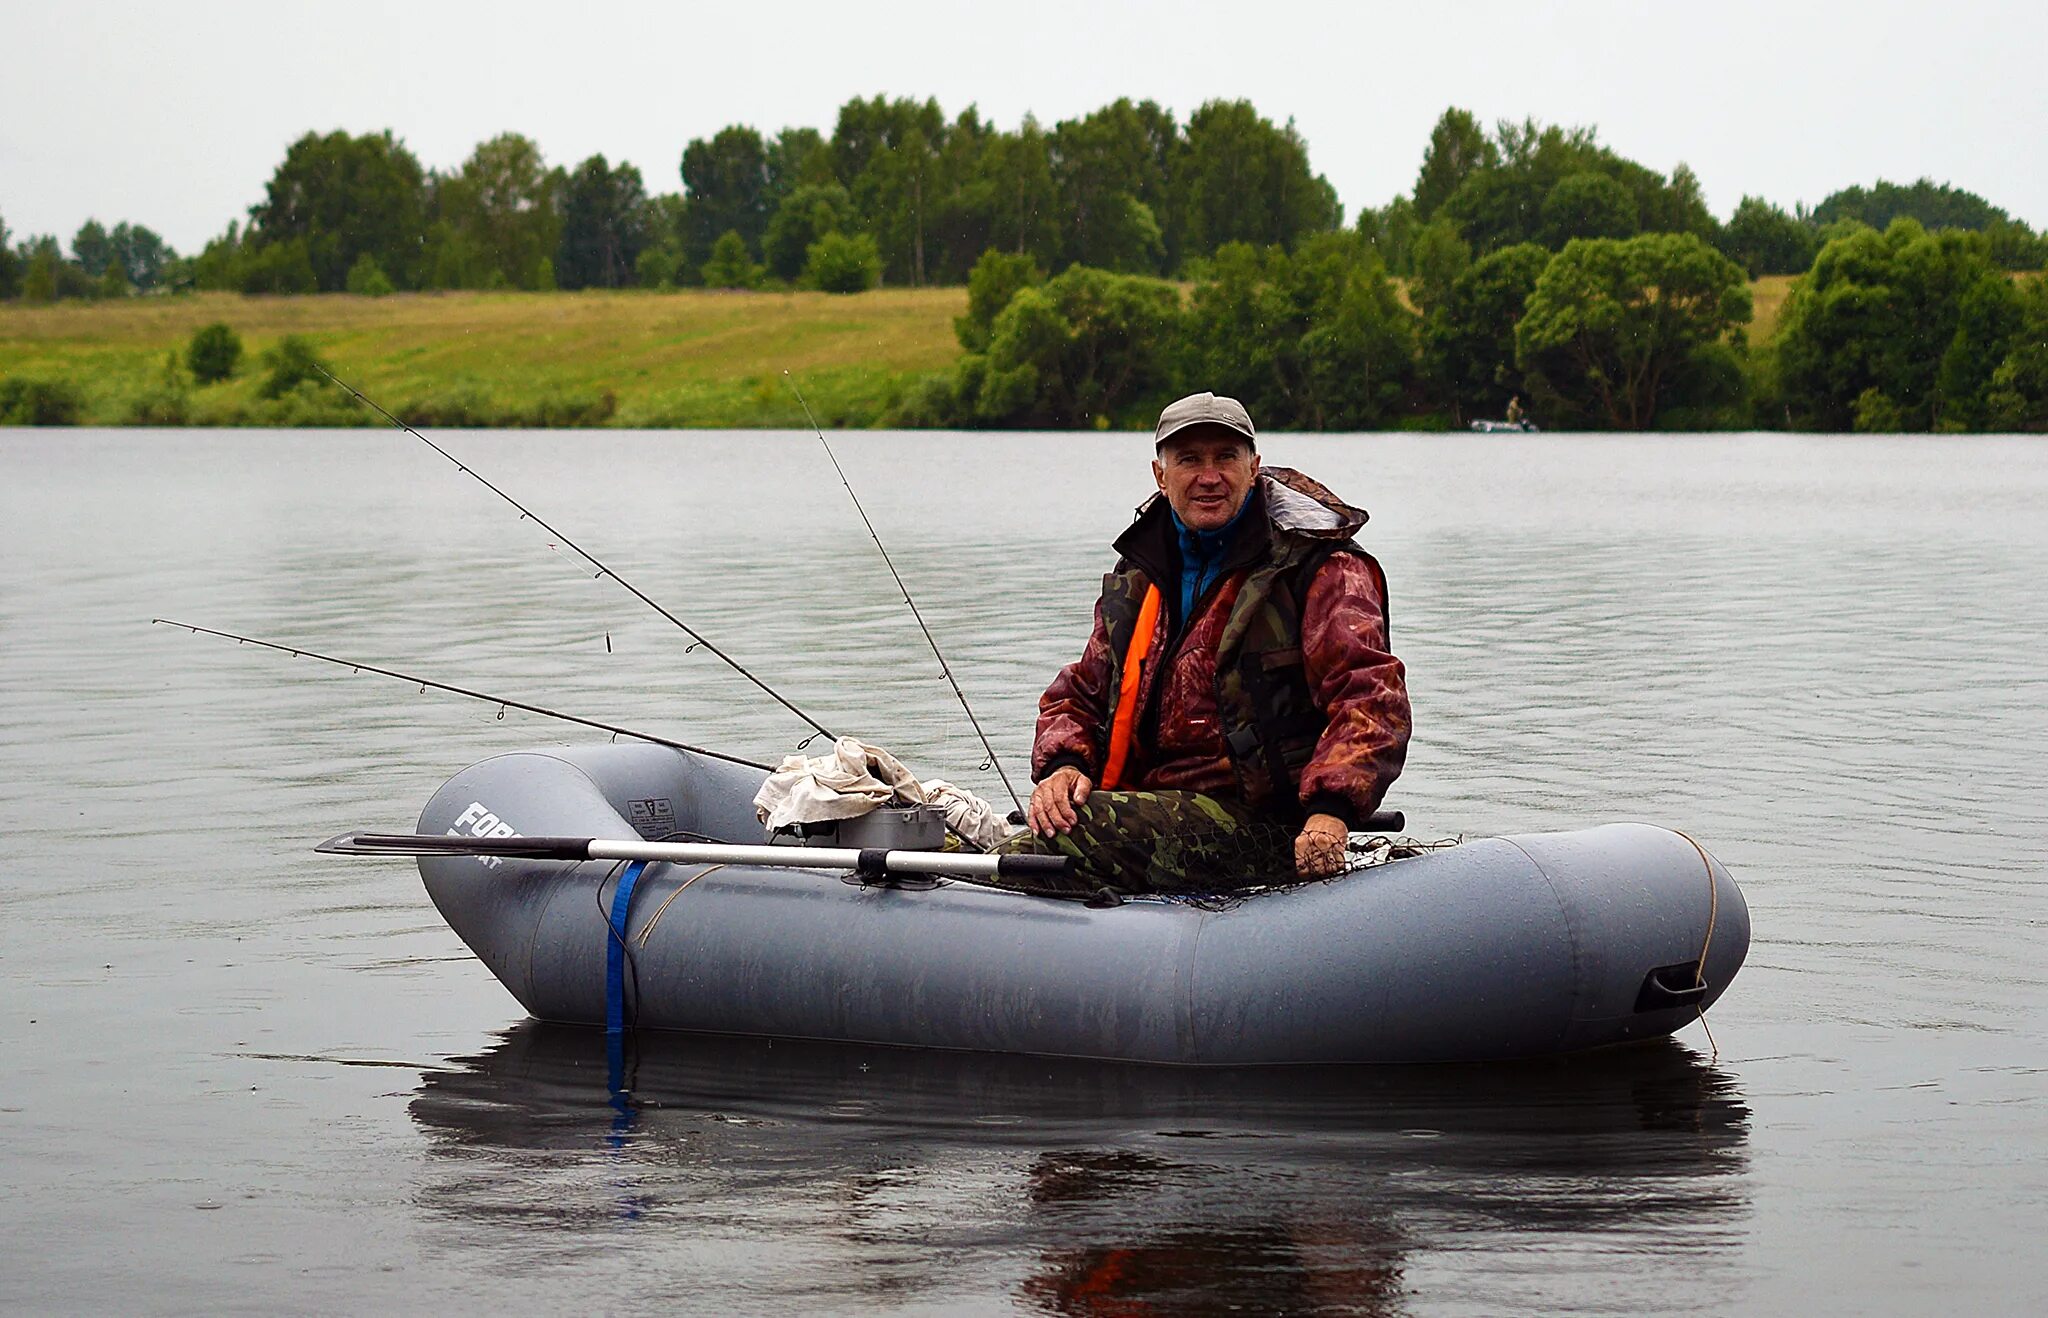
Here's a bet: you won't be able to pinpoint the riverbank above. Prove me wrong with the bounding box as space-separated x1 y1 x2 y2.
0 278 1796 429
0 288 966 428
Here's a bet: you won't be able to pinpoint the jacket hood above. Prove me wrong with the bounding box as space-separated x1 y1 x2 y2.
1257 466 1368 540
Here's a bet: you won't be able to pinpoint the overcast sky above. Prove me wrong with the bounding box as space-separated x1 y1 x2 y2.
4 0 2043 254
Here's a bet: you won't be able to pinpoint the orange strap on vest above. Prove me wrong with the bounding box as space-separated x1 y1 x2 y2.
1100 584 1162 791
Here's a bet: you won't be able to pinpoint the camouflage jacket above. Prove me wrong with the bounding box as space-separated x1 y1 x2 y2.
1033 468 1411 827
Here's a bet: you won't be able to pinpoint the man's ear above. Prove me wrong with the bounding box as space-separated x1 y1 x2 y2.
1152 456 1166 492
1249 450 1261 479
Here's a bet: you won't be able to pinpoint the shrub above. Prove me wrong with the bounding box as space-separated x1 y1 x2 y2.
259 379 371 427
187 322 243 384
700 230 762 289
635 245 679 289
400 385 497 427
524 389 617 427
1852 387 1908 433
1420 242 1551 421
918 265 1182 427
126 351 192 425
126 387 190 426
1516 232 1751 430
889 361 980 428
955 250 1043 351
0 376 86 425
1774 220 2001 431
239 239 318 294
21 246 59 304
1985 344 2048 431
1182 233 1416 430
394 386 619 428
258 335 329 399
344 254 396 296
804 232 880 294
764 184 855 281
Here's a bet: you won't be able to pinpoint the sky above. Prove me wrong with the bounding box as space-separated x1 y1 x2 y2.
4 0 2044 254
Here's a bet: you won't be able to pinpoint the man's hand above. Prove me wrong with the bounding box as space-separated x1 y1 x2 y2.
1294 812 1349 879
1028 766 1093 837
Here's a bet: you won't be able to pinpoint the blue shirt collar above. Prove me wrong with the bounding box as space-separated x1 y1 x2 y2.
1169 491 1253 558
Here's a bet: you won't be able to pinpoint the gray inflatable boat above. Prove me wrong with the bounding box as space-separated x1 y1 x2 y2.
413 742 1748 1065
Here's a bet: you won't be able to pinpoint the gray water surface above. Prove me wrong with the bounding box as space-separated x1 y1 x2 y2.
3 429 2043 1314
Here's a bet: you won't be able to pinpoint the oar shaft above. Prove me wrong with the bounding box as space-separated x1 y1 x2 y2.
588 840 998 875
323 832 1071 880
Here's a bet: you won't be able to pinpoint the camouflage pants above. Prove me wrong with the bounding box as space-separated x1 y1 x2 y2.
991 790 1294 896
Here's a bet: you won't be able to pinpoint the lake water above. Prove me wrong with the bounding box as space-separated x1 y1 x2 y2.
3 428 2044 1314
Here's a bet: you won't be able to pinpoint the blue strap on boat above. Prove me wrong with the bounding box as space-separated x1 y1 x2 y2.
605 1026 634 1150
605 859 649 1036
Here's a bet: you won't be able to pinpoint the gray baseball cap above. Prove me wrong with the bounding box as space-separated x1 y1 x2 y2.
1154 391 1257 450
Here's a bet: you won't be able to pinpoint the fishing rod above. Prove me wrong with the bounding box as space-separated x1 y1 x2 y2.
315 365 837 744
152 619 770 770
783 372 1024 815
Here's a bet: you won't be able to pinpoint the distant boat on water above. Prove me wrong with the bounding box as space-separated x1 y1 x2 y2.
1469 418 1541 433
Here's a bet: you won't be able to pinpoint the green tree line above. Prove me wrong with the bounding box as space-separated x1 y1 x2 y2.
881 107 2048 433
893 215 2047 434
6 101 2047 431
1360 109 2046 281
8 99 2039 300
11 97 2039 310
2 96 1344 303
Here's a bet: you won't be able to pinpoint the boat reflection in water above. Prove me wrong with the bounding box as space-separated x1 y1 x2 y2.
409 1024 1751 1312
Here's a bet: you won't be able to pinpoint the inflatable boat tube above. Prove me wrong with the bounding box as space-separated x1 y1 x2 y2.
415 743 1748 1065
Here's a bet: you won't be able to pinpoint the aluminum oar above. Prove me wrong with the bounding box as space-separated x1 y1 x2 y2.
317 831 1074 881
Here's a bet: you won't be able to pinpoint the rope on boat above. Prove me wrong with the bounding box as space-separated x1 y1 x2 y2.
1675 828 1722 1062
637 865 727 948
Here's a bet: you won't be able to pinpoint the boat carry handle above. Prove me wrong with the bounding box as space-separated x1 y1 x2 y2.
1634 962 1709 1012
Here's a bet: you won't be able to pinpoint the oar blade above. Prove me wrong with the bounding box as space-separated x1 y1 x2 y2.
316 832 397 855
316 832 594 860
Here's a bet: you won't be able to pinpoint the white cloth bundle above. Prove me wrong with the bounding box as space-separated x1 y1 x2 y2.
751 736 1017 850
919 778 1011 851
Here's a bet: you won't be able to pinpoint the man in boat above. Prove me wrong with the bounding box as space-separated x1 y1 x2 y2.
998 392 1410 895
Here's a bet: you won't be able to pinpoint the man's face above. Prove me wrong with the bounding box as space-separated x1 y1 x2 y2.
1153 429 1260 532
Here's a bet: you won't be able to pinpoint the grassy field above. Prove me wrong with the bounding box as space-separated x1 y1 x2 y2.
2 277 1796 428
0 287 968 428
1749 274 1795 344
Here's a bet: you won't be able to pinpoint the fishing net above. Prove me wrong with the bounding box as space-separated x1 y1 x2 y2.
1143 828 1466 912
958 823 1463 908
